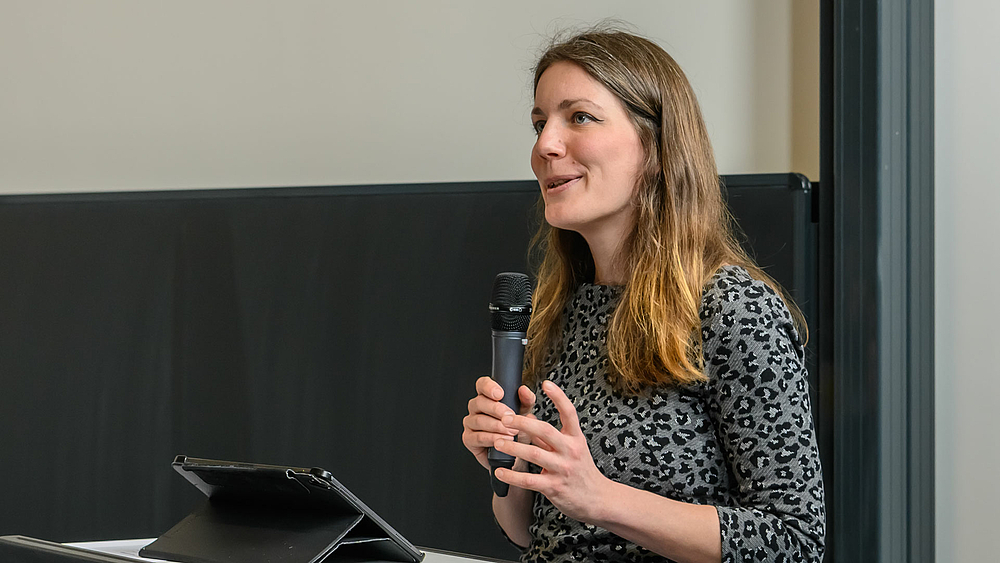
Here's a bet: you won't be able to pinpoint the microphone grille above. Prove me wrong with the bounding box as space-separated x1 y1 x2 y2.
490 272 533 332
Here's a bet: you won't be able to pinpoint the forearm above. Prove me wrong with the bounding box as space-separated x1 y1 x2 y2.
491 471 534 548
590 480 720 563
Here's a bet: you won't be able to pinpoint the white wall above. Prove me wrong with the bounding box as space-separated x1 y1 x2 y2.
0 0 810 194
935 2 1000 561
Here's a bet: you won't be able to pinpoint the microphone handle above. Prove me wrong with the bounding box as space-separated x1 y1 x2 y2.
487 329 526 497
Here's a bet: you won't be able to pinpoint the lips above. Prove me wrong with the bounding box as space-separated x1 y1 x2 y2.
545 176 582 193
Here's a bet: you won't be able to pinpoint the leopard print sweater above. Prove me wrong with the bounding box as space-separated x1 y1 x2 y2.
519 265 825 562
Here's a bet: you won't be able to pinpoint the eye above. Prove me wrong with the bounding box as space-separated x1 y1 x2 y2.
572 112 598 125
532 120 546 135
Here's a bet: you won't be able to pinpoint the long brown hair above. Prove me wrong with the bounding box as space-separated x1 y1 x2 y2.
523 27 807 394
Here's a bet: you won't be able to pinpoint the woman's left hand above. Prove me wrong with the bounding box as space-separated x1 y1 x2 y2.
492 379 614 524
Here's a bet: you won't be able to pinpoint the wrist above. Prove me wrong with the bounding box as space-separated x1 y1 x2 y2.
586 475 621 527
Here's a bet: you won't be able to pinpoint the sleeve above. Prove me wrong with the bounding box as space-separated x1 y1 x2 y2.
700 274 826 563
493 513 530 553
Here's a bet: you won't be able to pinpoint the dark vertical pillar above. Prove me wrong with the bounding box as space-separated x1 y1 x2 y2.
817 0 836 559
822 0 935 561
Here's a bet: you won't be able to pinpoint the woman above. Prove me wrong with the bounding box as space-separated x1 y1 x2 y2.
461 28 825 563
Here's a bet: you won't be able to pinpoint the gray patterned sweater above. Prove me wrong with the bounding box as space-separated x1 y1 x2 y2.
518 265 825 562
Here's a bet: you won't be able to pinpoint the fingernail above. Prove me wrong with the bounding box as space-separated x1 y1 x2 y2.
492 389 502 399
502 415 514 425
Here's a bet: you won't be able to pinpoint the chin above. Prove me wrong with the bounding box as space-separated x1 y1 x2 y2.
543 208 570 230
544 214 586 234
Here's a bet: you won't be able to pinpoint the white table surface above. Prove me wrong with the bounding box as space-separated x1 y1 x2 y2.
66 538 516 563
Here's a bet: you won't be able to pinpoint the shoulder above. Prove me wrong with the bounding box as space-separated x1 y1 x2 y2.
698 265 805 382
699 265 798 340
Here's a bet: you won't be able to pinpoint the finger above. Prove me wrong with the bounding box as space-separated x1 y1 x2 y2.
475 375 503 400
516 425 555 451
502 413 566 451
494 466 546 493
463 428 515 450
464 413 518 436
469 394 515 419
542 380 582 437
517 385 536 415
508 412 554 450
462 430 513 458
518 413 556 450
527 435 555 451
493 437 557 469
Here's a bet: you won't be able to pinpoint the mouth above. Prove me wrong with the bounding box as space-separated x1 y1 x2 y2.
545 176 582 192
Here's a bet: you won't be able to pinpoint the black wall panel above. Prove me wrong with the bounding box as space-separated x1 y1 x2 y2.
0 175 819 560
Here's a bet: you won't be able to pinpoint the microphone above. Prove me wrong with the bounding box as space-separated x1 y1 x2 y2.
487 272 533 497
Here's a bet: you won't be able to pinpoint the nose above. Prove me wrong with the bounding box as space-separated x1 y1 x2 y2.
534 122 565 160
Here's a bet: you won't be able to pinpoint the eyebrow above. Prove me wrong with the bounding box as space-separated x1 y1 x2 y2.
531 98 603 117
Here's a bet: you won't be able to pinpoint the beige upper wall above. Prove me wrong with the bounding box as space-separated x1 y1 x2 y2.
0 0 816 194
790 1 819 180
935 1 1000 561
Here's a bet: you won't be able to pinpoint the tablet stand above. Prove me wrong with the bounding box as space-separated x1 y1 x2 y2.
139 456 423 563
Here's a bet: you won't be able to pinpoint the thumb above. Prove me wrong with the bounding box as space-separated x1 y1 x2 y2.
518 385 536 415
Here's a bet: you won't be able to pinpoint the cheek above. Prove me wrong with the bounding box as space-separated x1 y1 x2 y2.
605 135 645 186
583 139 635 185
530 151 541 175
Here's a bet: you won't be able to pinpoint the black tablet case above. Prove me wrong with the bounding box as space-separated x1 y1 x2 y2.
139 456 423 563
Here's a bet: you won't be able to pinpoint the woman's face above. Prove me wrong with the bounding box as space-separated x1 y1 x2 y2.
530 61 645 240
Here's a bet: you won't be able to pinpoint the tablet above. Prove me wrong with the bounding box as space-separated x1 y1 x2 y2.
139 455 424 563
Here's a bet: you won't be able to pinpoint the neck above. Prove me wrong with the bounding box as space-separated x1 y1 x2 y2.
580 224 631 286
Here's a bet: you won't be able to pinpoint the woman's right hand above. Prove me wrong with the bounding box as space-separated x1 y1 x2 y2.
462 376 537 471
